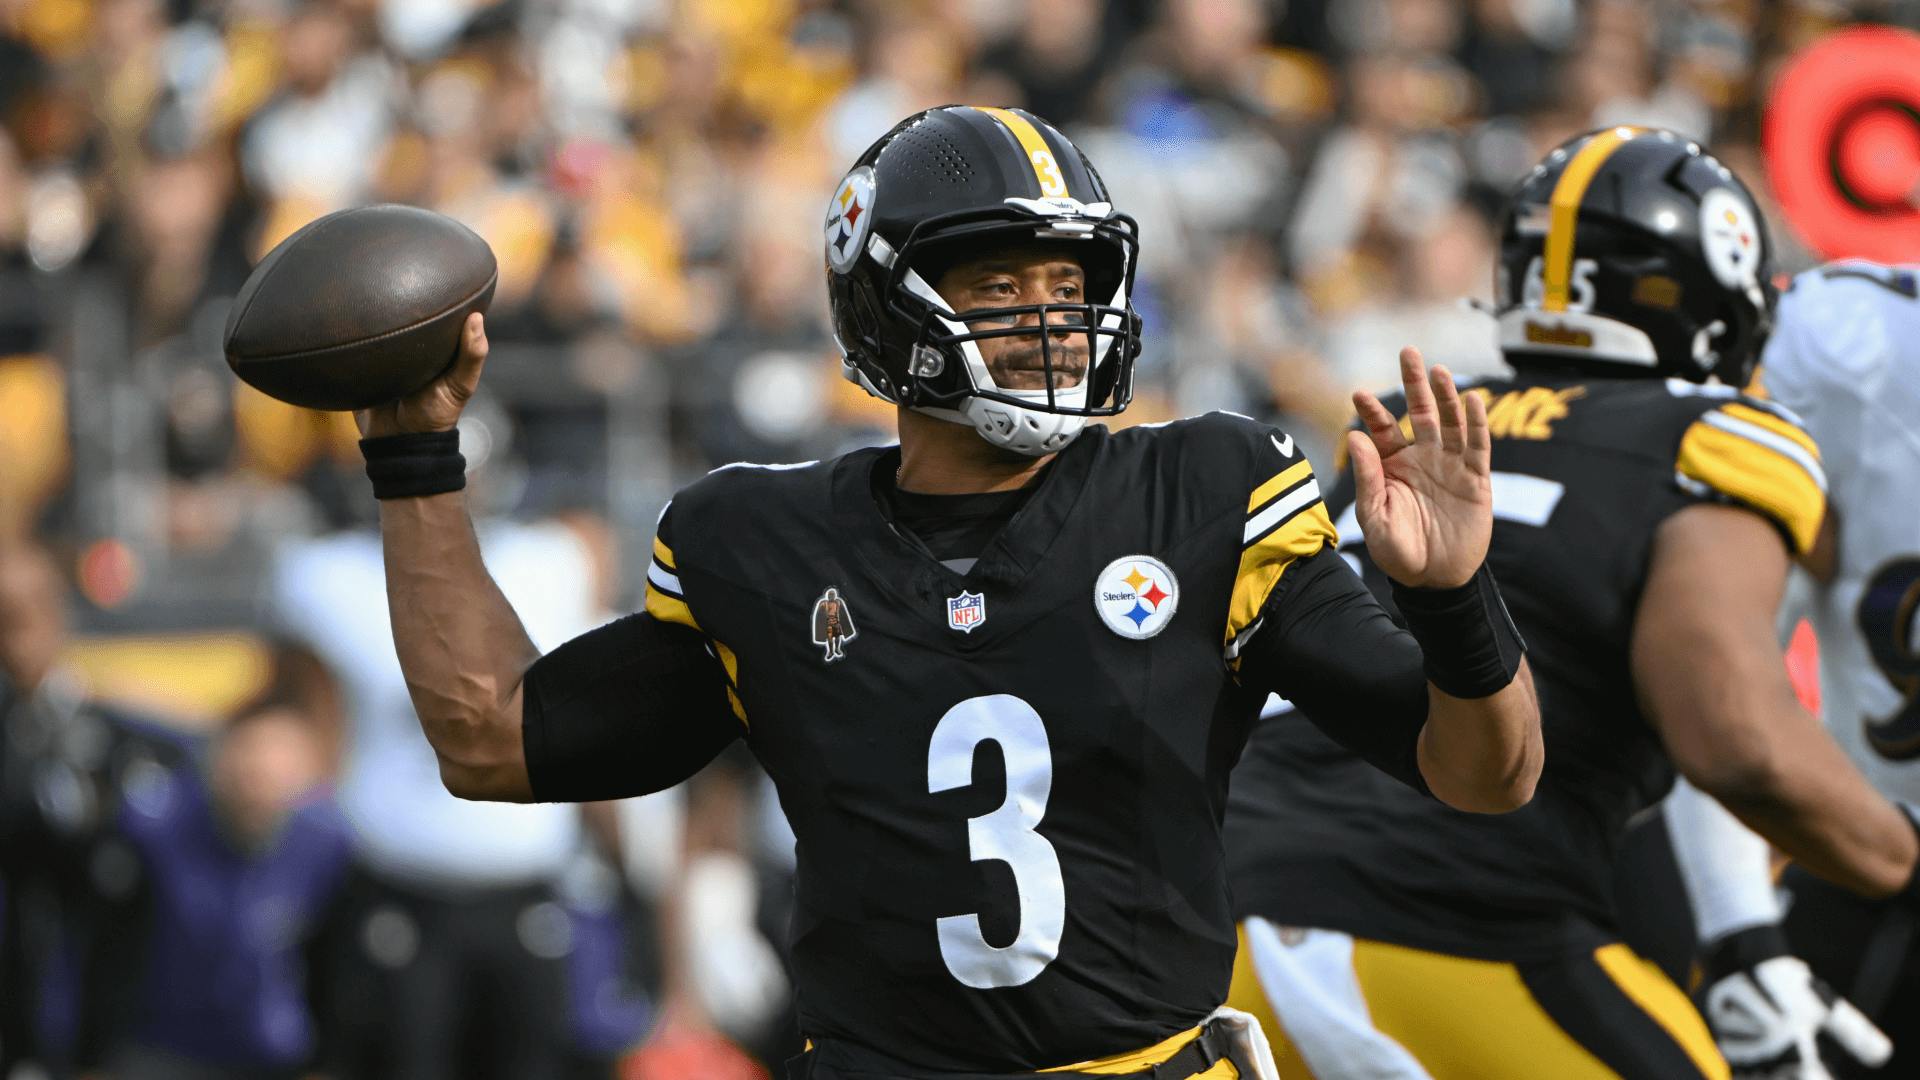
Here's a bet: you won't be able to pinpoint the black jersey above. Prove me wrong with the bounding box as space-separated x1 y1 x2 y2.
627 413 1401 1073
1225 368 1827 962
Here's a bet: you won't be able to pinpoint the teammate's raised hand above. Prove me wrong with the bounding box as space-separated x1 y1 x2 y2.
356 313 489 438
1348 347 1492 589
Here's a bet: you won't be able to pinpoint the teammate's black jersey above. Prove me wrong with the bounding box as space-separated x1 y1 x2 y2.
545 413 1430 1074
1225 368 1827 962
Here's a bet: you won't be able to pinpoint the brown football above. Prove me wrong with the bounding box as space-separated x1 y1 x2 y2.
224 205 497 411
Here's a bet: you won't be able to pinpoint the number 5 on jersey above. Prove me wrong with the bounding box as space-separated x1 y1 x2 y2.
928 695 1065 989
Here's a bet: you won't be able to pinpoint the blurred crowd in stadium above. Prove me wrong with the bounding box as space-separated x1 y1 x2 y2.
0 0 1904 1077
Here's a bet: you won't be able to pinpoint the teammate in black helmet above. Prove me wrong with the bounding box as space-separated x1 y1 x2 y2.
1489 128 1775 387
1224 126 1920 1080
349 105 1543 1079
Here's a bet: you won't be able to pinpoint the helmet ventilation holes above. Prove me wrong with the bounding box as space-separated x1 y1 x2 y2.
892 125 975 187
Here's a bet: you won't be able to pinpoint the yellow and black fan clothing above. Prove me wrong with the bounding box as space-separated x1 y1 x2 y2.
1223 369 1825 1079
518 413 1491 1078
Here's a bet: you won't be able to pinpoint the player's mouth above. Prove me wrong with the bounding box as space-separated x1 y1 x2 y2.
996 361 1087 390
992 341 1088 389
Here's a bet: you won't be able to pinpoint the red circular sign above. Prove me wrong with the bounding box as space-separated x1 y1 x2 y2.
1764 26 1920 262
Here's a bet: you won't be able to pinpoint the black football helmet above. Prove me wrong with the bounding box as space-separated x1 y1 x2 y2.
825 106 1142 455
1494 126 1777 387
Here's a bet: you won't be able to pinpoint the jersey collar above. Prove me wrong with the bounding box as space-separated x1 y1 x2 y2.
829 427 1106 611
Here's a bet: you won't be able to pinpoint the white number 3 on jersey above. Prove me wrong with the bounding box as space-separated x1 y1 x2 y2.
927 695 1066 989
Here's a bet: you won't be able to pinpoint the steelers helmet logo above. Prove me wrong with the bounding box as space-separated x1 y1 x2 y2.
1699 187 1762 289
824 166 876 274
1093 555 1179 640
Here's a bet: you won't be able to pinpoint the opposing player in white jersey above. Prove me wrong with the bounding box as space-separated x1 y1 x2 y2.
1665 261 1920 1078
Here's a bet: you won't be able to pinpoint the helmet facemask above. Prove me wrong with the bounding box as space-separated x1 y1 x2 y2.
842 203 1142 456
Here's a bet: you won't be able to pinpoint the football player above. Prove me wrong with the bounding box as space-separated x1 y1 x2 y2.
1654 260 1920 1078
1221 128 1920 1080
349 106 1544 1079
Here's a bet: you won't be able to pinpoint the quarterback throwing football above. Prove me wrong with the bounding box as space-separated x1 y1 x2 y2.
352 107 1542 1080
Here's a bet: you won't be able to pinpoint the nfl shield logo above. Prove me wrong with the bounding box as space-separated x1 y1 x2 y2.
947 591 986 634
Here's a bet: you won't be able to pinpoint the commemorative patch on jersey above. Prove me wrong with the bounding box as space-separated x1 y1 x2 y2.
946 590 986 634
1094 555 1179 640
810 587 858 661
825 166 875 274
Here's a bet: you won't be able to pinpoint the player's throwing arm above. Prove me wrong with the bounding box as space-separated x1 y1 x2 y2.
357 314 544 801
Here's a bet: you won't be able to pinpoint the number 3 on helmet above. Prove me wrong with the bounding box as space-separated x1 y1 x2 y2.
1494 126 1777 388
824 106 1144 456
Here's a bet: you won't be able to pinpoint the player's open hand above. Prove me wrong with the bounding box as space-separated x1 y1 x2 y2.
1348 347 1492 589
355 313 489 438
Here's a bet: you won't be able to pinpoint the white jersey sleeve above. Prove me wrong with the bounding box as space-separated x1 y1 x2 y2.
1758 262 1920 803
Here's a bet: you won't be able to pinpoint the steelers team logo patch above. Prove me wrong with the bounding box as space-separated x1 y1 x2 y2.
1094 555 1179 640
824 166 876 274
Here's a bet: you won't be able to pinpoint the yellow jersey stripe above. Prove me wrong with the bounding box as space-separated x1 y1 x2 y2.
1676 422 1826 554
652 535 675 571
645 586 745 727
1720 402 1820 461
1040 1025 1203 1075
1544 127 1639 311
713 637 748 728
1593 945 1731 1080
1224 501 1337 652
644 584 700 631
972 106 1067 198
1247 459 1313 515
713 639 741 686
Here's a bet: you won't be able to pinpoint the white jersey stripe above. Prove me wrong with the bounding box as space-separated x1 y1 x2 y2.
1700 410 1828 492
1243 479 1321 546
647 560 683 597
712 459 821 473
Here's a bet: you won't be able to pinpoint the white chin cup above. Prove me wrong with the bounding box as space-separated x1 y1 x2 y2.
914 397 1087 456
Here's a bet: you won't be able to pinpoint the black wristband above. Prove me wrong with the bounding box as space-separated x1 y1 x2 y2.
1700 922 1791 983
360 430 466 499
1391 563 1526 699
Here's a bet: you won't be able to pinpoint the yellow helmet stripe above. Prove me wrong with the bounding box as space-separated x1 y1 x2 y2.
1542 126 1642 312
972 106 1069 198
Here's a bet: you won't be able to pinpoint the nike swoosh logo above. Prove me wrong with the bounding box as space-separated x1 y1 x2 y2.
1270 433 1294 457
